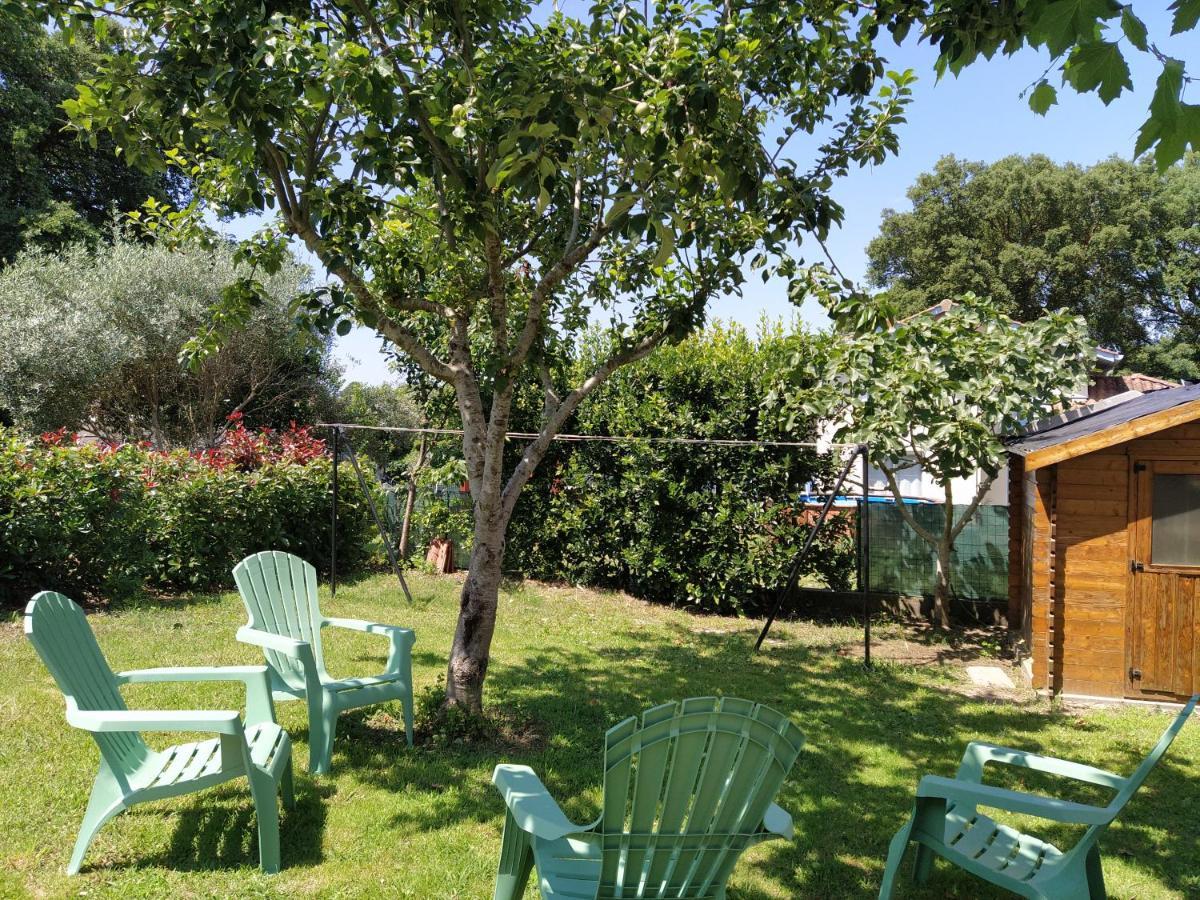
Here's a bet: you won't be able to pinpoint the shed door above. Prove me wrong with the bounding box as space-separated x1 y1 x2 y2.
1128 459 1200 699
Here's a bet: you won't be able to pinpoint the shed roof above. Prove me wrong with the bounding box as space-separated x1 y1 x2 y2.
1007 382 1200 471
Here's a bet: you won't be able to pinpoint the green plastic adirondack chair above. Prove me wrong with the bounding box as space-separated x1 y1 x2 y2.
232 550 415 775
24 591 295 875
492 696 804 900
880 694 1199 900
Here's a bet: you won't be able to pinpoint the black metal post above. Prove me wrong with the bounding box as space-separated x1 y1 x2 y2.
755 449 862 652
331 427 339 597
861 444 871 668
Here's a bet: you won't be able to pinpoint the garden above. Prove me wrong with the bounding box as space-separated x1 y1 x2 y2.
3 1 1200 899
4 573 1199 898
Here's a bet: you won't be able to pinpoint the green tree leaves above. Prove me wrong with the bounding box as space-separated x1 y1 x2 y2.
0 11 187 264
1062 40 1132 104
865 153 1200 376
921 0 1199 170
771 292 1090 507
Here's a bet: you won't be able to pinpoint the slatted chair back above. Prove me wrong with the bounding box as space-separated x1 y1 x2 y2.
598 696 804 899
233 551 326 689
25 591 151 775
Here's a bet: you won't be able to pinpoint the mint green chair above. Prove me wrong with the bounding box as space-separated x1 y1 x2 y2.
492 696 804 900
25 591 294 875
880 694 1198 899
233 551 415 775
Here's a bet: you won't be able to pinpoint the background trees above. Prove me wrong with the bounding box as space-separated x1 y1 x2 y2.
866 154 1200 379
0 11 187 264
0 238 340 447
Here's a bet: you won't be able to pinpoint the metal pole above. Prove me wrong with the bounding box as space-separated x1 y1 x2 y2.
331 427 339 597
755 450 862 652
862 444 871 668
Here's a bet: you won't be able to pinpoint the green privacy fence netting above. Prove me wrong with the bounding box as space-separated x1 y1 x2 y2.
865 503 1009 602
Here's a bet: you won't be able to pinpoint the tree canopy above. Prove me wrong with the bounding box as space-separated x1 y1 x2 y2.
866 153 1200 377
0 237 339 447
0 11 187 264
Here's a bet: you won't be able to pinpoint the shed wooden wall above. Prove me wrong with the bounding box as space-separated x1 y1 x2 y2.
1049 448 1128 696
1022 420 1200 698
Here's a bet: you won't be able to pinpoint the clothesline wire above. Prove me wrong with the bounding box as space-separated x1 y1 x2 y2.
316 422 858 450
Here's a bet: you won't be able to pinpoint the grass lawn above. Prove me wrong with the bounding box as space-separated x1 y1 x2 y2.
1 572 1198 898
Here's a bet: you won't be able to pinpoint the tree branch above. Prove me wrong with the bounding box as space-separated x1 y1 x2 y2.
260 148 458 383
950 472 996 543
877 460 940 547
500 329 668 521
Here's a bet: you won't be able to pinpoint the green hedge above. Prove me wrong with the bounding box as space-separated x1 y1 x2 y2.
0 428 374 604
504 324 854 615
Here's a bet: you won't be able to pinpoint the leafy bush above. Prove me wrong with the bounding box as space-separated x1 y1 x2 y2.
0 422 374 604
504 323 854 615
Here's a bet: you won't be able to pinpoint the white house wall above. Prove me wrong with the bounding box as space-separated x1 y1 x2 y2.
861 461 1009 506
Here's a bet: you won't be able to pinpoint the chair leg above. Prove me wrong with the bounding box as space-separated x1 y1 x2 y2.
494 809 535 900
912 844 934 885
248 769 282 875
67 769 125 876
878 817 913 900
281 756 296 811
403 684 415 748
1085 844 1106 900
306 692 337 775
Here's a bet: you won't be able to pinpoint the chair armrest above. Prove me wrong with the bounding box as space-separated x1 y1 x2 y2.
917 775 1114 825
761 802 794 839
237 626 314 659
116 665 269 685
67 707 242 735
957 741 1126 790
322 616 404 635
493 764 587 841
115 666 277 726
323 618 415 672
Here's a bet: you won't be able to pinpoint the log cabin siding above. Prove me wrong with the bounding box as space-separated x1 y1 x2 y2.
1051 448 1128 697
1020 419 1200 698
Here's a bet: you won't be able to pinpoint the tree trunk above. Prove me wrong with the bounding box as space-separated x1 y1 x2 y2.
932 543 953 629
399 433 428 559
445 509 506 712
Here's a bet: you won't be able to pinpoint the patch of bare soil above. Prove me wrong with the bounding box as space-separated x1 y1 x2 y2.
836 623 1033 702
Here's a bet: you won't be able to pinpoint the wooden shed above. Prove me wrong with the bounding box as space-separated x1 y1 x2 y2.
1007 383 1200 702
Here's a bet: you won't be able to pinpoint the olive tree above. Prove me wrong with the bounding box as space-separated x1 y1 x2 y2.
0 237 336 446
773 292 1090 628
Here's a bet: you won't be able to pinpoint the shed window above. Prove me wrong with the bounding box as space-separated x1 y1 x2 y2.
1151 474 1200 566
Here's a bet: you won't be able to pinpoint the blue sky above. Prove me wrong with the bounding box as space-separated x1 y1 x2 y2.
303 9 1200 385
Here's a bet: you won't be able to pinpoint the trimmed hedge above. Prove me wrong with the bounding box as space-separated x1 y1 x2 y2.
0 426 373 605
504 324 855 615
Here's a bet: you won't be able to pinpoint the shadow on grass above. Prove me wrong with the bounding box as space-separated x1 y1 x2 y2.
115 777 332 874
300 619 1198 898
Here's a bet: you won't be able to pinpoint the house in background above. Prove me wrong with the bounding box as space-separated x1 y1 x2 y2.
1006 382 1200 702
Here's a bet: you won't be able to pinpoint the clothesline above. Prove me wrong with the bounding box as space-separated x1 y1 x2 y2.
316 422 860 450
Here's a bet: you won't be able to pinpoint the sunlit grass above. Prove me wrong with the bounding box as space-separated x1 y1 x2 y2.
1 573 1196 898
